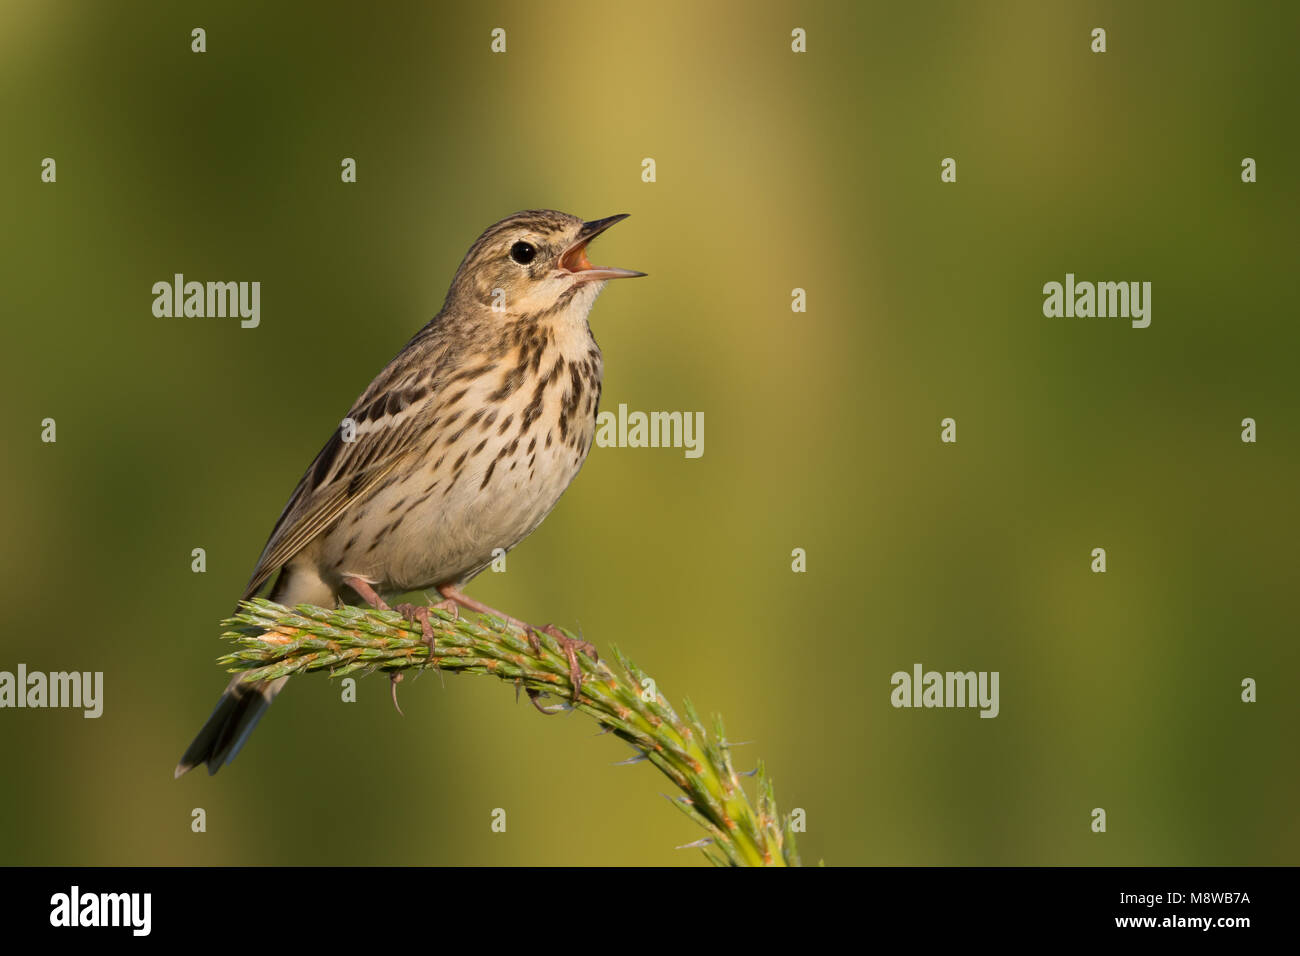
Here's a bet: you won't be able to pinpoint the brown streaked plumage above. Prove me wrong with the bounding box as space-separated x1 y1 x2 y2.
175 210 644 777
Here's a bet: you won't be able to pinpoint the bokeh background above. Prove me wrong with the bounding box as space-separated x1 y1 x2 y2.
2 0 1297 865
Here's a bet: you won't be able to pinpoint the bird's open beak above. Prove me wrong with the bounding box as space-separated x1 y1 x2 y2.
559 214 647 282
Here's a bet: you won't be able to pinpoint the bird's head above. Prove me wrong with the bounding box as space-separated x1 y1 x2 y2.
448 210 645 318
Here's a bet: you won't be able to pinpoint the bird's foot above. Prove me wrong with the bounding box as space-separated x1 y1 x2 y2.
395 600 456 657
530 624 598 703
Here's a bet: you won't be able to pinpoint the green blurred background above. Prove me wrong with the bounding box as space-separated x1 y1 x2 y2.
2 0 1297 865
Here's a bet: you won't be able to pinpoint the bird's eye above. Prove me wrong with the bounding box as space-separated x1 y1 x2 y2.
509 241 537 265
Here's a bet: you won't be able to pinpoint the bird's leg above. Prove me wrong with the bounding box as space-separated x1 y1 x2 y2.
342 575 390 611
435 585 597 704
343 574 452 650
343 575 421 711
435 585 529 631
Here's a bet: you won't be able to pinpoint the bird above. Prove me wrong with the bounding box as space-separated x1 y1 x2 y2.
175 209 645 777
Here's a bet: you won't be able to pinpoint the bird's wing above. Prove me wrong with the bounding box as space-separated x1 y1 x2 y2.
240 342 444 602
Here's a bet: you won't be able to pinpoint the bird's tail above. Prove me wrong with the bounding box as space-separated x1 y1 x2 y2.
174 674 288 778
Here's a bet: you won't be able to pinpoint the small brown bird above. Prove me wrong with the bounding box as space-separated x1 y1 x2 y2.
176 210 644 777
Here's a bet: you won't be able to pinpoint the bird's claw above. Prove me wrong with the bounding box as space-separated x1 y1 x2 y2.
528 624 597 703
525 686 570 715
390 672 404 716
397 600 456 662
